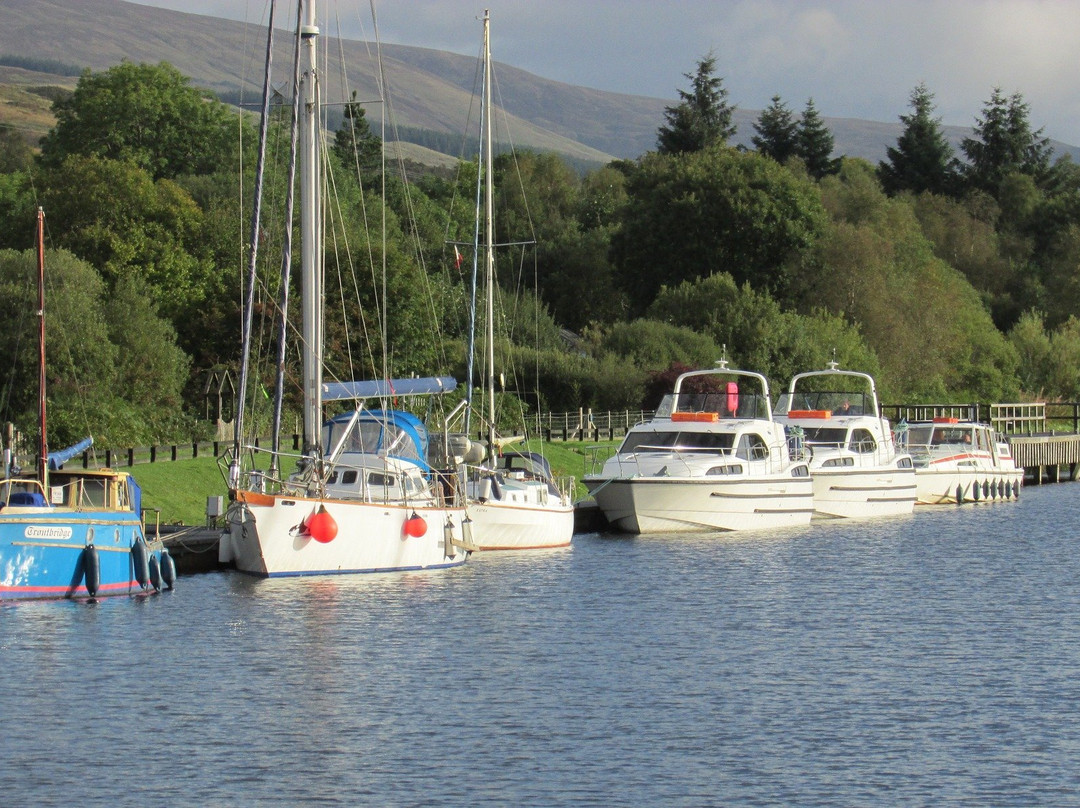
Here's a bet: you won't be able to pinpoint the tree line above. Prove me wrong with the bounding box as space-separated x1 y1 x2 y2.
0 57 1077 448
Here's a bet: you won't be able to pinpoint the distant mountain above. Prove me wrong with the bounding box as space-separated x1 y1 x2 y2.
1 0 1077 167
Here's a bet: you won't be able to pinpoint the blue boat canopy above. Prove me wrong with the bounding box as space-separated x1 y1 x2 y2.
321 376 456 403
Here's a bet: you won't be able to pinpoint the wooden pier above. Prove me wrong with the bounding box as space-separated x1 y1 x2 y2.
1008 433 1080 483
156 525 229 574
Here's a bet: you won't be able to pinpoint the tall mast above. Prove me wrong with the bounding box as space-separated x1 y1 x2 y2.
483 9 496 455
35 207 47 488
300 0 323 457
229 0 277 489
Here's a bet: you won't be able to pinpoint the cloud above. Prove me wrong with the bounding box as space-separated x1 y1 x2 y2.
127 0 1080 144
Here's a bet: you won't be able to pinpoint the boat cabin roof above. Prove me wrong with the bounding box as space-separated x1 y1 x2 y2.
1 469 140 511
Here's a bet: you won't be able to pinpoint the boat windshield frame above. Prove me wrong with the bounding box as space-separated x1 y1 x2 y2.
775 366 880 418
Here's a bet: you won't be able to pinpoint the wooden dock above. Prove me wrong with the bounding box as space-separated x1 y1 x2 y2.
156 525 229 574
1008 433 1080 483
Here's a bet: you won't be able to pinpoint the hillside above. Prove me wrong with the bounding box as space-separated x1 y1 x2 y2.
0 0 1077 166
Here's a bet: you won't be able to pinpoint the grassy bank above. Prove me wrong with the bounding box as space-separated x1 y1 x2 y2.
130 455 229 527
129 440 618 526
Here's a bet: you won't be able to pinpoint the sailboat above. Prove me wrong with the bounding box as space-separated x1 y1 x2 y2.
459 10 574 551
220 1 470 577
0 208 176 600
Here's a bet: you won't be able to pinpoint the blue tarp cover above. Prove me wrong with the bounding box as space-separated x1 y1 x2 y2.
47 437 93 470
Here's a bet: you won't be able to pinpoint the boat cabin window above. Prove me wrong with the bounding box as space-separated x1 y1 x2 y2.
49 474 110 508
0 480 48 508
802 427 848 447
402 472 428 496
974 429 989 451
848 429 877 454
931 427 971 446
621 430 735 454
499 452 553 479
327 469 361 486
368 472 397 489
323 417 426 467
822 457 855 467
905 425 933 447
736 434 769 461
706 464 742 476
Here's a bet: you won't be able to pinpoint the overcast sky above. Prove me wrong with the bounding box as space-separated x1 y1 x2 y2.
128 0 1080 145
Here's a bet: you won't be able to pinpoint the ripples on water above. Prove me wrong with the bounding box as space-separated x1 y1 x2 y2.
2 486 1080 806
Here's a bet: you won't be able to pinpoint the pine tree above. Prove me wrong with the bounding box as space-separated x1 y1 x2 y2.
878 83 958 196
752 95 798 164
796 98 836 179
961 88 1052 194
332 91 382 178
657 54 736 155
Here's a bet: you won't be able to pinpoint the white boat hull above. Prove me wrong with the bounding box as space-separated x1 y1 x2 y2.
586 477 814 533
467 501 574 550
223 491 468 576
914 468 1023 505
810 467 917 519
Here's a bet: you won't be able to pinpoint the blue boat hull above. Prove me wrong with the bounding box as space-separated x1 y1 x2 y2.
0 511 165 601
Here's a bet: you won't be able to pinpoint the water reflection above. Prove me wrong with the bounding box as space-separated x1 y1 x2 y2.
1 486 1078 805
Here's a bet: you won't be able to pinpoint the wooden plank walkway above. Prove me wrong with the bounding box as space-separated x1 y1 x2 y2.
1007 434 1080 483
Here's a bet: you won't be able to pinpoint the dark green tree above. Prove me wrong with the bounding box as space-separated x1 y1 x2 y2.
879 83 958 196
590 319 720 371
645 272 880 392
752 95 799 164
961 88 1052 194
657 54 736 155
796 98 837 179
0 126 34 173
38 155 212 317
0 246 194 445
611 148 827 314
332 92 382 180
38 61 242 180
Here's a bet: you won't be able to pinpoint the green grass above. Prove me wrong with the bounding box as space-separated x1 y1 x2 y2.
130 456 230 527
127 439 621 526
519 439 618 500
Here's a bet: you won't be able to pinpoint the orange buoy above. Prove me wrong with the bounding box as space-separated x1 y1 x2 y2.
404 512 428 538
306 506 338 543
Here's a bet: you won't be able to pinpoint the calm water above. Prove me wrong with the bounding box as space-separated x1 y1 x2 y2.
2 485 1080 807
